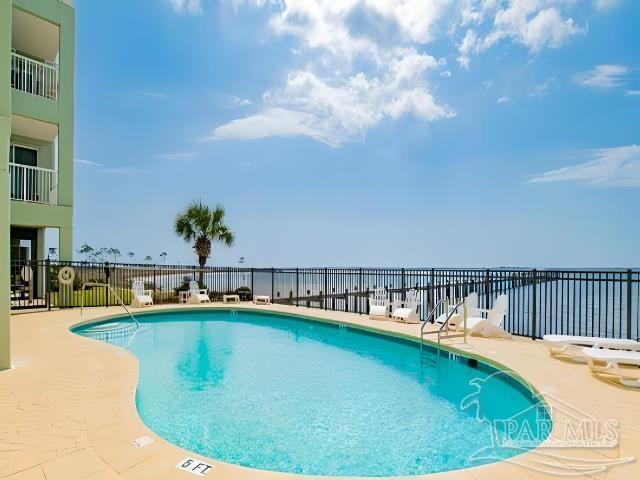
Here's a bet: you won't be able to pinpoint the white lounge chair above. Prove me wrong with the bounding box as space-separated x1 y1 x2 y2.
458 294 511 338
188 281 211 304
368 288 390 319
130 280 153 308
391 289 421 324
582 347 640 388
543 335 640 362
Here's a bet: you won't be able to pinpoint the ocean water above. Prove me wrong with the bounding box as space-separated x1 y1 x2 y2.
75 310 550 476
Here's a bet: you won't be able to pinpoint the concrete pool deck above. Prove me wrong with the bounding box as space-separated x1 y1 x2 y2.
1 303 639 480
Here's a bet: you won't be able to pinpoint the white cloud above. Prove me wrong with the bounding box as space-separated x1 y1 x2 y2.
456 1 583 68
217 1 586 146
528 77 554 98
496 96 510 104
136 90 168 100
223 96 253 108
211 63 454 147
167 0 202 15
156 152 198 161
594 0 620 11
626 90 640 97
74 158 103 167
574 64 629 88
213 1 456 147
529 145 640 187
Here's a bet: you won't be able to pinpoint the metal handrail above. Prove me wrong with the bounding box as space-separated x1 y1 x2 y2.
437 299 464 346
420 298 445 351
80 282 139 328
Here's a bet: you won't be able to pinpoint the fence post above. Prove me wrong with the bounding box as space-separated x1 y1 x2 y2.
271 267 275 300
401 268 406 300
250 267 254 298
485 269 491 309
627 269 633 339
45 258 51 311
344 288 349 312
531 269 537 340
324 268 328 310
295 268 299 307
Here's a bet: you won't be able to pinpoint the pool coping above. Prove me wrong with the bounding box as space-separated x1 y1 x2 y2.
2 303 639 480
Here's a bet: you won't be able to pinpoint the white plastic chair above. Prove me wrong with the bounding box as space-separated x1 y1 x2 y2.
391 289 421 324
188 280 210 304
459 294 511 338
582 347 640 388
543 335 640 362
368 288 390 319
130 279 153 308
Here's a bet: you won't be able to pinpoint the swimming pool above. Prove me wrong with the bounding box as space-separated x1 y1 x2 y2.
73 309 550 476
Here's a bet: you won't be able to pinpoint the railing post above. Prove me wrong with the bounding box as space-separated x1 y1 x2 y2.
627 269 633 339
531 269 537 340
485 268 491 309
344 288 349 312
401 268 406 300
271 267 275 300
251 267 254 299
295 268 299 307
45 258 51 311
324 268 328 310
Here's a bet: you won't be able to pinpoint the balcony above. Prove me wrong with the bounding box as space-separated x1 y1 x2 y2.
11 51 59 100
9 163 58 205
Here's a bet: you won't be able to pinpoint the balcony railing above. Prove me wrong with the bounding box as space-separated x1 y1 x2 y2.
9 163 58 205
10 51 59 100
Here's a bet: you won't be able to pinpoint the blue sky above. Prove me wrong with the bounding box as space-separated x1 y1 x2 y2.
71 0 639 267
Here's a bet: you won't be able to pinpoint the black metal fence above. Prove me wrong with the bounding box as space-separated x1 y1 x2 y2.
10 261 640 340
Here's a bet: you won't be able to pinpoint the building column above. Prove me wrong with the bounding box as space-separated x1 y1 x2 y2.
0 0 12 370
59 226 73 261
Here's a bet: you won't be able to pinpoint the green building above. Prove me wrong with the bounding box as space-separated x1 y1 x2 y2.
1 0 75 369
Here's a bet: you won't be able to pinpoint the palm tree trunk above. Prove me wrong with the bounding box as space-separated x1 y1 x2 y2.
198 256 206 285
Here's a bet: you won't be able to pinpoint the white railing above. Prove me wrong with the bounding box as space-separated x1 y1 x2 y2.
9 163 58 205
10 51 59 100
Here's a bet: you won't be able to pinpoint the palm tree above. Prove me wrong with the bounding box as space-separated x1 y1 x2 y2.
144 255 152 264
160 252 167 264
127 251 135 262
78 244 94 262
109 248 121 262
174 201 234 284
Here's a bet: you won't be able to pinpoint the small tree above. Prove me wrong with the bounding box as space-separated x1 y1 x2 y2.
109 248 121 262
127 251 135 262
174 201 234 284
160 252 167 264
78 243 94 262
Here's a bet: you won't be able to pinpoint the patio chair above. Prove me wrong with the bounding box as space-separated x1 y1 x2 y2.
391 289 421 324
368 288 390 319
435 292 479 329
131 279 153 308
543 335 640 362
458 294 511 338
582 347 640 388
188 281 211 304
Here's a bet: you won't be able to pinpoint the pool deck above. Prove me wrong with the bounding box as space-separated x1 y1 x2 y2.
1 303 639 480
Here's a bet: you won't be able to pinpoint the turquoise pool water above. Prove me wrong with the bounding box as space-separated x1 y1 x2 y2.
74 310 550 476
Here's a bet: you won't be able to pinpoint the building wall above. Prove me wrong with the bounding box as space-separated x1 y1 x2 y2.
1 0 75 369
9 0 75 261
1 0 13 370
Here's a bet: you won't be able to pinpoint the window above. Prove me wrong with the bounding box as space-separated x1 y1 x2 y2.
10 144 39 201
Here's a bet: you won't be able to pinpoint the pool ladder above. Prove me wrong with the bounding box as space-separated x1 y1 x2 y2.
420 298 466 350
80 281 139 328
